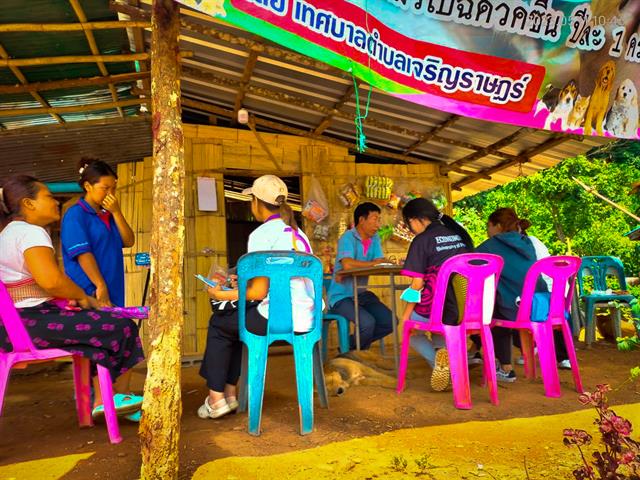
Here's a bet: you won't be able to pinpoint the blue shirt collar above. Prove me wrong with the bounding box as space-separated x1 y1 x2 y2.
78 198 98 215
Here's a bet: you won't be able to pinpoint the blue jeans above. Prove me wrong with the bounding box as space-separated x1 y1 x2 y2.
408 311 445 368
331 291 395 350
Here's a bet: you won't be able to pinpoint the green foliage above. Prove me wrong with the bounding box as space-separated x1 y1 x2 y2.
414 453 436 475
390 455 408 472
455 140 640 274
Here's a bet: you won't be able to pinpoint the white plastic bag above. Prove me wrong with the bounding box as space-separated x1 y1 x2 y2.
303 176 329 223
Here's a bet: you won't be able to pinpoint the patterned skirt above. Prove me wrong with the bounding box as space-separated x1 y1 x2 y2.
0 301 145 382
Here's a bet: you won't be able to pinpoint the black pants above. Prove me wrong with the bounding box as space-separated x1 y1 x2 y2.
331 291 395 350
512 329 568 362
199 303 266 392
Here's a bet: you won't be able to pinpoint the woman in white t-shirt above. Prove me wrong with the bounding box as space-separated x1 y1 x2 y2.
0 175 144 419
198 175 317 420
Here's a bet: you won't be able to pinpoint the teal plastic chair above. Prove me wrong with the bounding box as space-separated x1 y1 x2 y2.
577 256 635 346
236 251 328 436
321 276 350 361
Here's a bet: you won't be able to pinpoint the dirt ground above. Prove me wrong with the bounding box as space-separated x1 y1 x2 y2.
0 340 639 480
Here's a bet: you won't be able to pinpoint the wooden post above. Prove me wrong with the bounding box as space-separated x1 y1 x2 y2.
139 1 184 479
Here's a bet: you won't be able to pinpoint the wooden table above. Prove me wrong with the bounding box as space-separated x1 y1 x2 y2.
339 264 408 372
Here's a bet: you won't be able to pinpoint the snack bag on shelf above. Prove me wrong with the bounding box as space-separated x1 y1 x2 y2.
391 220 415 243
386 193 401 210
338 182 360 207
313 223 330 241
399 191 421 208
365 176 393 200
302 199 328 223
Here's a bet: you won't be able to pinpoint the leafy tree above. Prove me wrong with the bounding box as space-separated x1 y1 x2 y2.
454 140 640 276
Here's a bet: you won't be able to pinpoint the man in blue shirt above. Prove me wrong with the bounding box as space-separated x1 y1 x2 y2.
328 202 395 350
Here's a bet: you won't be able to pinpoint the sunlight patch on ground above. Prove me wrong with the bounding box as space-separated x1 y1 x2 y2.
193 403 640 480
0 452 94 480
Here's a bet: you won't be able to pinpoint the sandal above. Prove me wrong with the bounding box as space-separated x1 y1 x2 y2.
197 397 232 419
92 393 143 420
227 397 239 412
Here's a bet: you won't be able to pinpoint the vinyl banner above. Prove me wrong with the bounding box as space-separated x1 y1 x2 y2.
179 0 640 139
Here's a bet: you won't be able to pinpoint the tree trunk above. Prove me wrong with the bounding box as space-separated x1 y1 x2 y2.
140 1 184 479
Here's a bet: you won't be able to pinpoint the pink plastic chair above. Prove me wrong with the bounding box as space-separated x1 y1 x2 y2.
0 281 122 444
397 253 504 410
493 256 583 398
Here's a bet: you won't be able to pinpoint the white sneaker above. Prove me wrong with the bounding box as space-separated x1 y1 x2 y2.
558 359 571 370
516 356 525 366
197 397 232 419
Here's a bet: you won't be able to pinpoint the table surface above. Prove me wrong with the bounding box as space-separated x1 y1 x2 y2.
340 264 404 277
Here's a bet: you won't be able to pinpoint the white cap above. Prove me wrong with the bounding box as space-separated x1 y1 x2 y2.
242 175 288 205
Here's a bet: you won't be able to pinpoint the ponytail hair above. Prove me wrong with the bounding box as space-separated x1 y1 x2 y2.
487 207 531 235
402 197 474 249
0 175 41 230
275 194 298 230
78 157 117 191
257 195 298 230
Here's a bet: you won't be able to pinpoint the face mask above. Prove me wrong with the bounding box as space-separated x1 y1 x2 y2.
400 287 422 303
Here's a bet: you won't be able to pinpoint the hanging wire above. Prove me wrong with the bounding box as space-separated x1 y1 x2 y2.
352 0 373 153
352 73 372 153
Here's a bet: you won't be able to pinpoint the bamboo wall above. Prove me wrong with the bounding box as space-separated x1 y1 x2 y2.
117 124 451 357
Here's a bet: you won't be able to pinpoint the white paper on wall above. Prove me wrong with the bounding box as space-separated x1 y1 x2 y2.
197 176 218 211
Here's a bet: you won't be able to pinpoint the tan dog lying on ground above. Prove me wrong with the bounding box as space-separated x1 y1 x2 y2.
584 60 616 136
323 351 398 396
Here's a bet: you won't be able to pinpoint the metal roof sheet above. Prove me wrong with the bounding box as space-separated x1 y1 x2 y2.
0 0 618 199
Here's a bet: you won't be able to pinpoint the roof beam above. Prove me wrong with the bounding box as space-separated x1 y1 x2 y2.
441 128 533 174
313 84 354 135
0 53 149 67
181 97 438 165
0 98 148 117
403 115 459 154
231 49 259 126
182 66 529 165
0 51 194 67
0 20 150 32
452 159 529 190
122 0 150 95
0 43 63 125
109 1 341 74
451 134 577 190
69 0 124 117
0 71 150 94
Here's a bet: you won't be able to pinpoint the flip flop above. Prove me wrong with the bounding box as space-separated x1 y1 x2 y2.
124 410 142 422
91 393 143 420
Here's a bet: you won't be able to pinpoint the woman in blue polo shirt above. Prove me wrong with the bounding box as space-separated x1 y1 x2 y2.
61 158 135 307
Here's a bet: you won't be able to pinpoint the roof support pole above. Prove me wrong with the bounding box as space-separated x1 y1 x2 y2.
139 1 184 479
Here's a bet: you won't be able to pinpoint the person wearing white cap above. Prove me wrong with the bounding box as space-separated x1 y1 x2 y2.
197 175 317 420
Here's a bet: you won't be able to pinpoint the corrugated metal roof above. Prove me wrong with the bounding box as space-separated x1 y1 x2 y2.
0 0 143 130
0 1 616 199
0 117 151 182
153 2 611 199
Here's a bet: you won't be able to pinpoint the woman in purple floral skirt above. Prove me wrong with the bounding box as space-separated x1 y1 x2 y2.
0 175 144 419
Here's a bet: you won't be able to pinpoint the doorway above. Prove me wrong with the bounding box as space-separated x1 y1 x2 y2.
224 175 302 267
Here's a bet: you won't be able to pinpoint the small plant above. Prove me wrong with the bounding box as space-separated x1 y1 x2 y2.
563 384 640 479
390 455 408 473
414 453 438 478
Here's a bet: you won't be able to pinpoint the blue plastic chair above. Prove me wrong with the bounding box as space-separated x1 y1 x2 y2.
577 256 635 346
236 251 328 436
321 276 350 361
